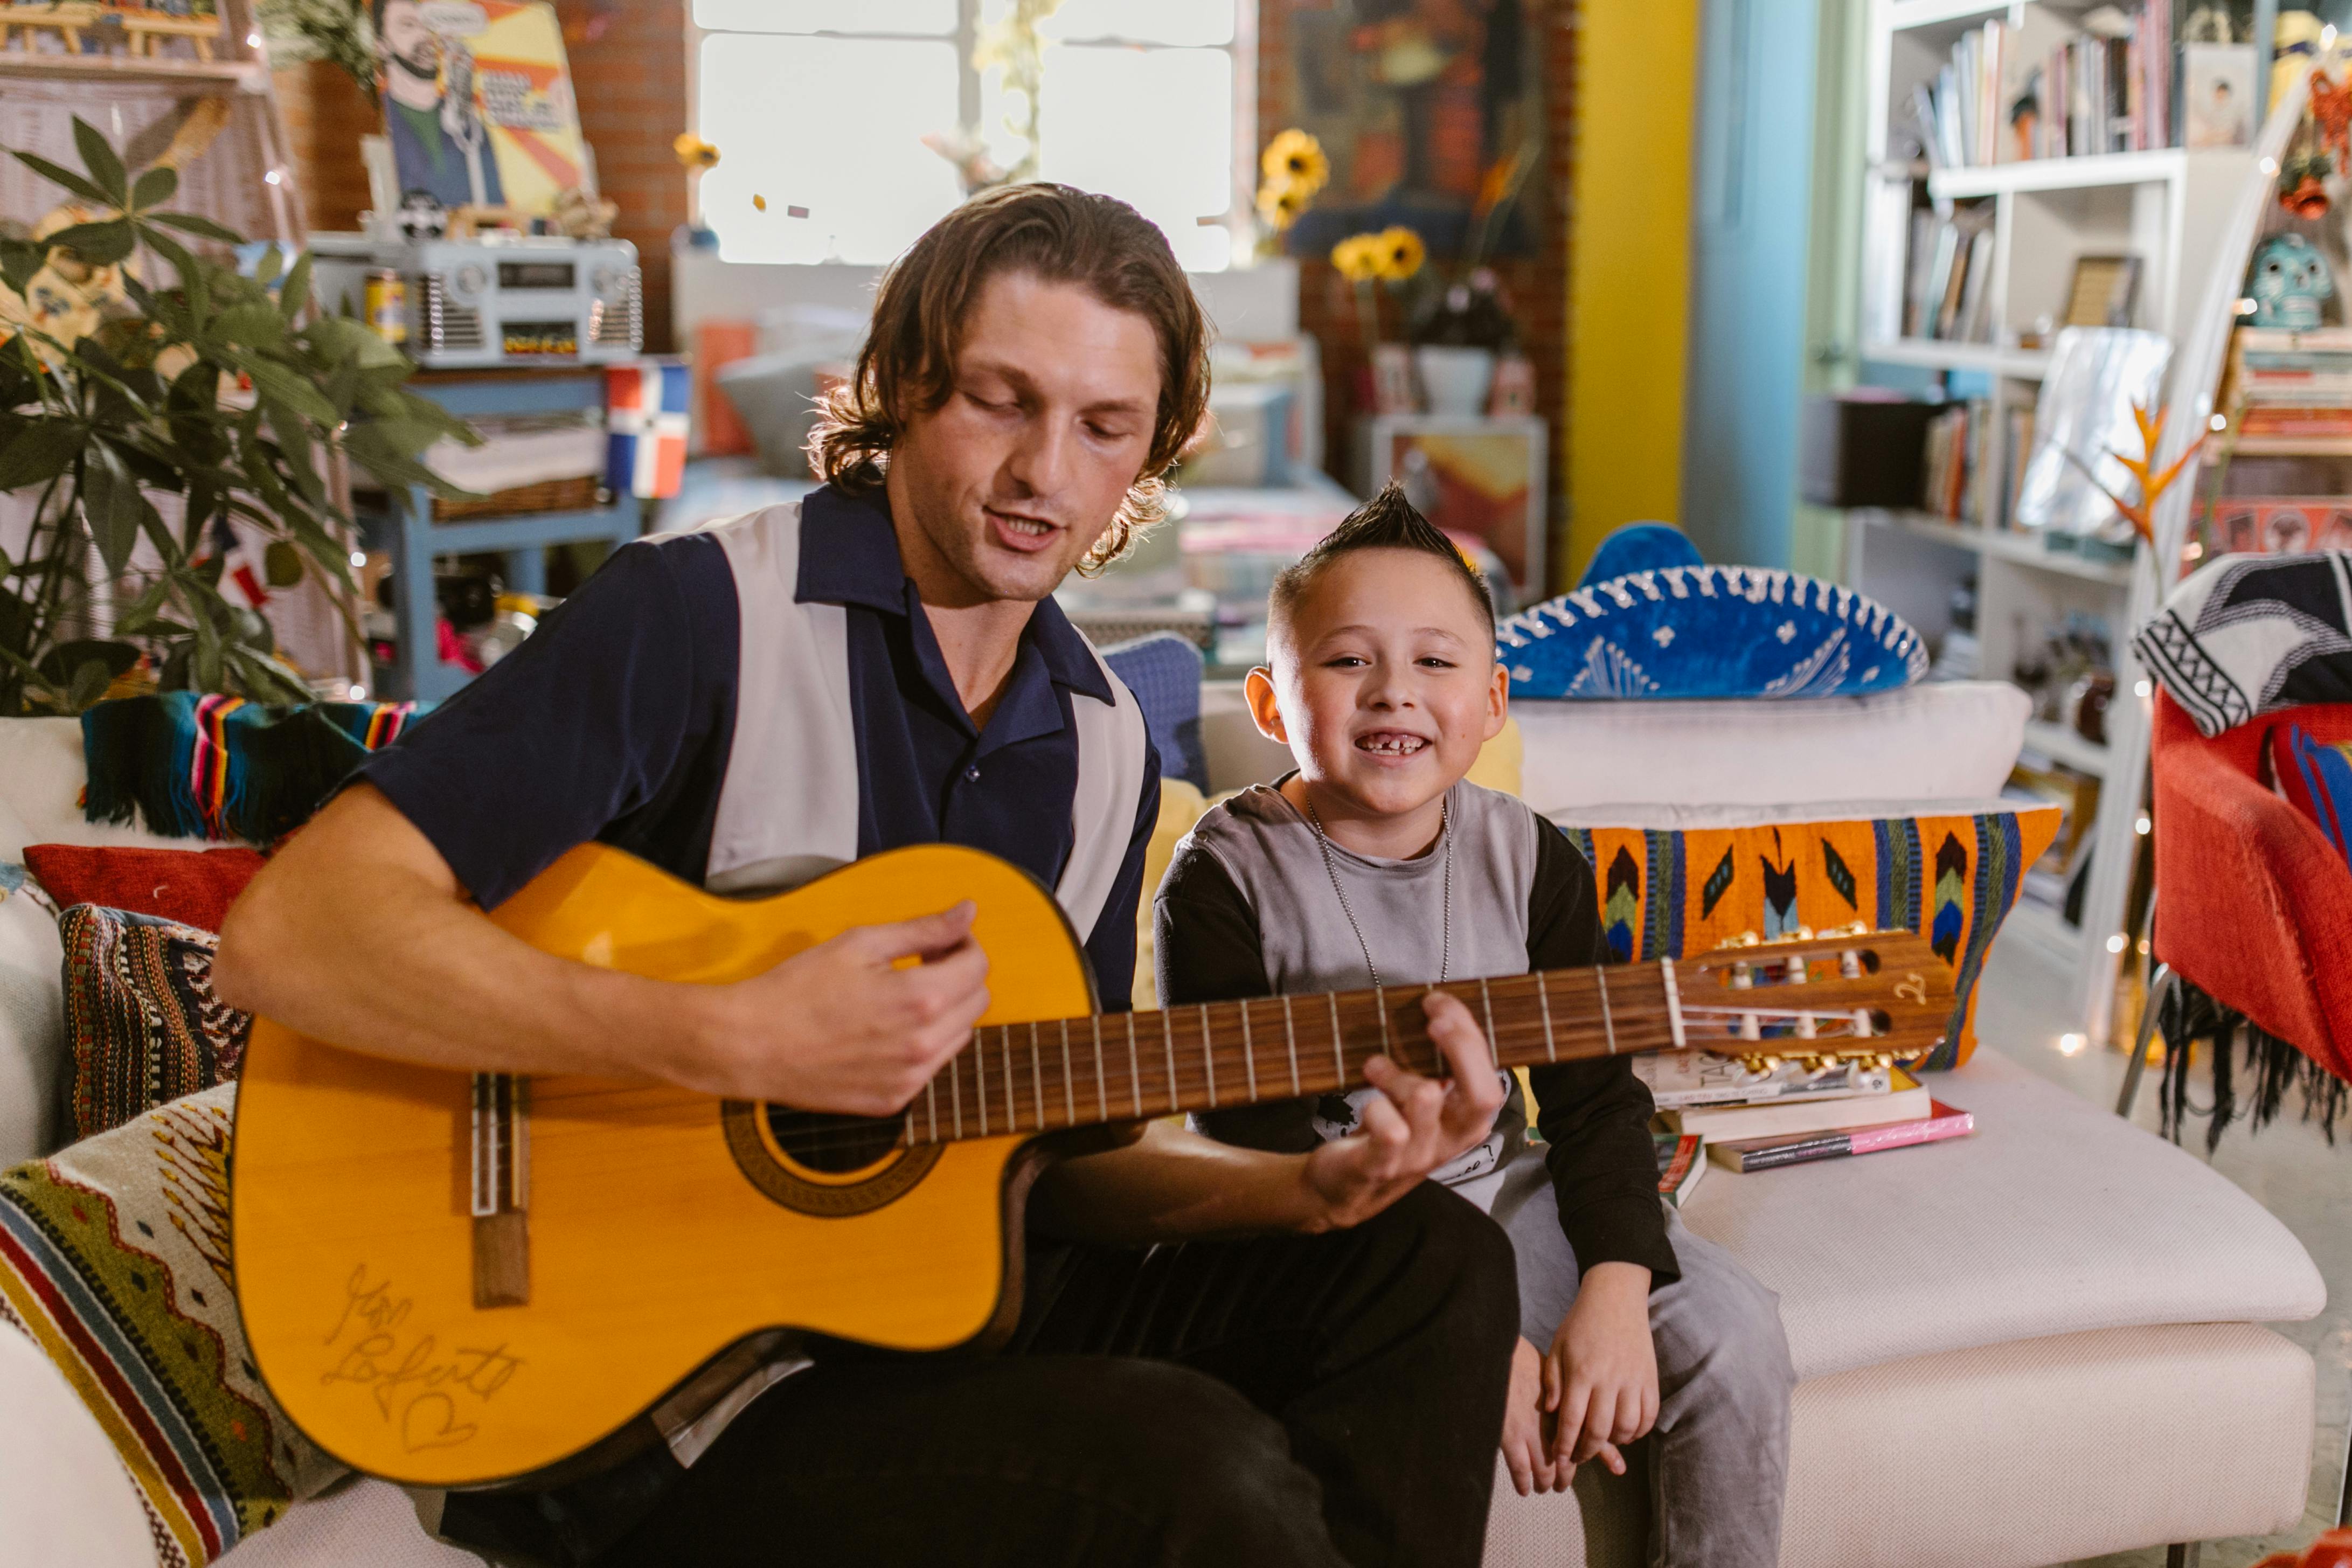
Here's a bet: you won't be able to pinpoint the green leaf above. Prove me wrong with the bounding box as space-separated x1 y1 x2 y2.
262 539 305 588
0 239 43 297
252 244 283 287
142 211 244 244
306 311 408 371
130 165 177 211
71 118 128 206
10 150 111 208
45 219 134 267
209 303 288 350
80 445 151 578
277 251 314 325
242 358 341 425
0 421 85 491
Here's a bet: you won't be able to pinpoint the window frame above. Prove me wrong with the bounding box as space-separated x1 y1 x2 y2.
684 0 1258 269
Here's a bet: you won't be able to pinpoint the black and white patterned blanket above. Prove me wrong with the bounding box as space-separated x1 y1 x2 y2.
2133 551 2352 736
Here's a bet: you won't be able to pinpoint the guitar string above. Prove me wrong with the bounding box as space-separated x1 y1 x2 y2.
608 998 1906 1161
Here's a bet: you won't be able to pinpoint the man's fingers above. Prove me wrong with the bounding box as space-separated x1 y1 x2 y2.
854 902 980 963
1541 1351 1562 1413
1505 1440 1532 1497
1610 1385 1644 1445
1592 1440 1626 1477
1550 1381 1590 1468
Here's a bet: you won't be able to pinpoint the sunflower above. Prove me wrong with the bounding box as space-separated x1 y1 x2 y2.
1261 129 1329 196
672 133 721 171
1257 181 1309 231
1331 233 1385 283
1373 226 1426 283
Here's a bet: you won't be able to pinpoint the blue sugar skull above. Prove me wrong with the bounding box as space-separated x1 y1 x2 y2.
2249 233 2336 329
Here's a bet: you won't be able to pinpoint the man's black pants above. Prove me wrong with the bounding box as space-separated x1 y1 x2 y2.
461 1181 1518 1568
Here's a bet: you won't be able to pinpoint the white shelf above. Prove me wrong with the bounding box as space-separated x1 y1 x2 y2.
1859 511 2136 586
2214 434 2352 457
1929 148 2194 199
1862 338 2051 378
2022 718 2110 776
1887 0 2018 30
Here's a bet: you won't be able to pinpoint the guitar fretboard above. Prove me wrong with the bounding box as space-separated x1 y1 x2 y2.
901 963 1689 1147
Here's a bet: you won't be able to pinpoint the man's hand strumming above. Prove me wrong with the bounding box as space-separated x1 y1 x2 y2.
685 902 991 1114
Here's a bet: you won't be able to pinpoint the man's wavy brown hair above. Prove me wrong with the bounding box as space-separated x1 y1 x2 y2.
806 183 1212 574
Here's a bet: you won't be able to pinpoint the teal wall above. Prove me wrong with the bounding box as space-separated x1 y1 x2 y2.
1681 0 1825 570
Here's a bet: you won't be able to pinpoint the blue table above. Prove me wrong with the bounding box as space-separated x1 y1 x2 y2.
360 369 643 703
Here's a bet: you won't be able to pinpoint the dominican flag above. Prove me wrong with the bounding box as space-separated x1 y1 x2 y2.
606 359 691 499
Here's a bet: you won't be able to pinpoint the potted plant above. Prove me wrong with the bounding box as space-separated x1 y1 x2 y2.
0 118 473 716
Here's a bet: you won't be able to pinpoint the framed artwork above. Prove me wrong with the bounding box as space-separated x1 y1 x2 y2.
2063 254 2142 328
2183 43 2258 150
377 0 587 219
1358 414 1547 592
1284 0 1544 260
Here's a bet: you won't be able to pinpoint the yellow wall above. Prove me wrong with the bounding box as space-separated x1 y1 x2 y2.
1566 0 1701 584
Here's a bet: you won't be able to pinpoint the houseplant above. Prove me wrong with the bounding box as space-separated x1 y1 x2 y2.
0 118 473 716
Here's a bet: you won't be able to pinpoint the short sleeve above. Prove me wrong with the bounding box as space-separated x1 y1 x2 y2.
355 535 738 908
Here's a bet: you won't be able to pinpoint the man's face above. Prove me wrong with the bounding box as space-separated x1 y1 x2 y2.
381 2 437 78
886 271 1162 607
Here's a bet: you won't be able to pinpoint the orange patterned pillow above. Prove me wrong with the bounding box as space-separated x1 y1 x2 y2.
1555 806 2062 1070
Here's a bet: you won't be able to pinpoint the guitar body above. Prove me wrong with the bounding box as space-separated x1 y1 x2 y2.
231 843 1093 1487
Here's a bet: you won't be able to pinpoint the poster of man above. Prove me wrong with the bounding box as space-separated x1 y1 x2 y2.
374 0 590 218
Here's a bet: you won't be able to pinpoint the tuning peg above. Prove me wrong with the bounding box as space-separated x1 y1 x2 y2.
1784 953 1808 983
1739 1054 1772 1074
1851 1009 1875 1038
1729 961 1754 990
1839 949 1863 981
1737 1011 1762 1042
1794 1010 1817 1040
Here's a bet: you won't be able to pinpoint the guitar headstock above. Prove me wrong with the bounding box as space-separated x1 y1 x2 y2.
1674 926 1951 1071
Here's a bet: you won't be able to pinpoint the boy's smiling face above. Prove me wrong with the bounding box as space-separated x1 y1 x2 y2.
1248 546 1508 836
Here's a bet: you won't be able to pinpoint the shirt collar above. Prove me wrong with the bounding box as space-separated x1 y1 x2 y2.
794 482 1114 707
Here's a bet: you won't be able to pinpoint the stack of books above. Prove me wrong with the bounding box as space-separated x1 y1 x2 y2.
1634 1052 1975 1178
1910 5 2171 170
2228 328 2352 448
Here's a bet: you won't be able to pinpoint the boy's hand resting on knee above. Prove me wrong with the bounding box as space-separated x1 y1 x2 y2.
1297 992 1505 1231
1541 1262 1657 1484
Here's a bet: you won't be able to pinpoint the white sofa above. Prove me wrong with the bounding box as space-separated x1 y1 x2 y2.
0 683 2327 1567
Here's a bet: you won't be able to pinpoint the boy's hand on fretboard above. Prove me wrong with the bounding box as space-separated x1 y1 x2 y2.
1295 991 1505 1231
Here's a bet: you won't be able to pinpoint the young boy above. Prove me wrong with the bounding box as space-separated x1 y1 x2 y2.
1154 487 1797 1566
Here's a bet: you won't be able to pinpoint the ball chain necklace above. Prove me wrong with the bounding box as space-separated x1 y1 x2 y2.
1301 788 1453 990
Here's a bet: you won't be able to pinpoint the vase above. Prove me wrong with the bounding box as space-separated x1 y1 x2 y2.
1414 345 1496 417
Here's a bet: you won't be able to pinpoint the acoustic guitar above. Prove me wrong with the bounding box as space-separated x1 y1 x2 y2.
230 841 1952 1487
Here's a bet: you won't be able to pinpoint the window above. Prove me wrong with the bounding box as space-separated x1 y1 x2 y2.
690 0 1248 270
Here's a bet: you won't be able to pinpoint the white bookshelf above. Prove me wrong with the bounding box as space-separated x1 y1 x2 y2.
1846 0 2257 1031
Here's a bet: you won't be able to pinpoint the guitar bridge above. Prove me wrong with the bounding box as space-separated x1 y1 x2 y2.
470 1073 530 1308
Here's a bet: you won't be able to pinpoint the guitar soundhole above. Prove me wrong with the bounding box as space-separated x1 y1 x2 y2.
763 1107 904 1174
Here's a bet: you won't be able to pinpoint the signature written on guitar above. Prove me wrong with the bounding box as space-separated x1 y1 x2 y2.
320 1266 525 1452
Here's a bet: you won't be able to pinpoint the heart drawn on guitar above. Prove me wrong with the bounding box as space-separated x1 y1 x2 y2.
400 1393 479 1452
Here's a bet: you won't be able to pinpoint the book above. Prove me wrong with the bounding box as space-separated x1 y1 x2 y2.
1633 1051 1893 1111
1708 1099 1975 1173
1663 1070 1927 1142
1654 1132 1707 1208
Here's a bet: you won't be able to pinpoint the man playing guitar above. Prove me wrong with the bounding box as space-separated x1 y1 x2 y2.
215 184 1520 1568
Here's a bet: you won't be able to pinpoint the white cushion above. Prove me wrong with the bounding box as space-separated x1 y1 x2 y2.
1484 1321 2314 1568
1545 795 2027 832
0 889 63 1165
1511 682 2031 816
1683 1051 2325 1383
0 717 185 853
0 1325 154 1568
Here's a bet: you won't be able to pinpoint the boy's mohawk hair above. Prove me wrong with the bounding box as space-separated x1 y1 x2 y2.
1268 480 1496 649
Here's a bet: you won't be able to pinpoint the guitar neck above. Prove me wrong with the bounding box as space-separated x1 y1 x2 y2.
903 961 1684 1148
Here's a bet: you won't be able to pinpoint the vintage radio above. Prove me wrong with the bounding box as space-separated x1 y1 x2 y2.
310 234 642 367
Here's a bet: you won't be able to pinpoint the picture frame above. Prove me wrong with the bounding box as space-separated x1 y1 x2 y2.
1355 413 1548 593
2183 43 2259 150
2063 254 2142 329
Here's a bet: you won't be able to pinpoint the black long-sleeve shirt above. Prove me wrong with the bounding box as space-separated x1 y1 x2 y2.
1154 817 1678 1286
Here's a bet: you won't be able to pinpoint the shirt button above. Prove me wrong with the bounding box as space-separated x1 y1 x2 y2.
964 765 981 782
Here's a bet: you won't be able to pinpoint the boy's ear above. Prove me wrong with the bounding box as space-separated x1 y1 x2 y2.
1244 665 1291 745
1483 661 1509 741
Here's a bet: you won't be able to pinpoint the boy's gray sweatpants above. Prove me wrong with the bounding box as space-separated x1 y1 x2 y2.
1488 1154 1796 1568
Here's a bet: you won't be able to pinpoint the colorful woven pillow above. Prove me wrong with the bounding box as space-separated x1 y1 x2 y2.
2271 716 2352 871
1554 804 2062 1070
0 1084 343 1565
1497 567 1929 700
24 844 265 932
59 906 251 1144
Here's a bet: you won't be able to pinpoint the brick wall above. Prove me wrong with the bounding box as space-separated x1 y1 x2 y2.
1261 0 1576 593
272 0 691 352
